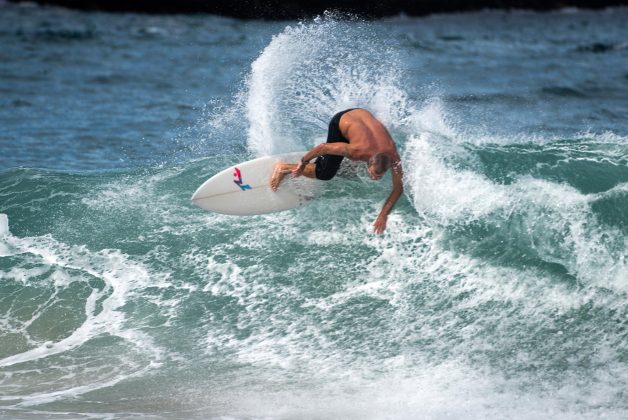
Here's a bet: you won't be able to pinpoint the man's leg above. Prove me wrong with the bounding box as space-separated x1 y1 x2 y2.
270 162 316 191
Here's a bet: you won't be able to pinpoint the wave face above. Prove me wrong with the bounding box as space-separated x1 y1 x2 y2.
1 4 628 419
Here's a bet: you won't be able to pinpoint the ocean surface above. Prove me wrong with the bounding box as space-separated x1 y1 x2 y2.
1 2 627 418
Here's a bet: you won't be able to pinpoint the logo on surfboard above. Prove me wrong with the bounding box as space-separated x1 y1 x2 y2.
233 167 252 191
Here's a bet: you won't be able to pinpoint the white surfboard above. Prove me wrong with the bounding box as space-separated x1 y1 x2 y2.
191 152 318 215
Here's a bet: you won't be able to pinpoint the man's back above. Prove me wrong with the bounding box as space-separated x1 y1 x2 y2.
339 109 399 162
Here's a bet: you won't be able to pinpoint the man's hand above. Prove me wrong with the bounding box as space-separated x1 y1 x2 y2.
292 162 306 178
373 214 387 234
373 159 403 234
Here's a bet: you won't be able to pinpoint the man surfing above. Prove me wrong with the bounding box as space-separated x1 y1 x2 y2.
270 108 403 234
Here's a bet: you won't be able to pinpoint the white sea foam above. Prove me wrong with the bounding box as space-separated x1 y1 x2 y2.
190 361 628 419
400 109 627 290
0 213 8 236
0 213 11 256
405 132 509 221
189 209 623 418
191 223 622 419
0 229 166 406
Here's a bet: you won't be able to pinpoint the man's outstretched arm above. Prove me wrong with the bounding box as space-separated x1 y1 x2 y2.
373 161 404 234
293 143 350 177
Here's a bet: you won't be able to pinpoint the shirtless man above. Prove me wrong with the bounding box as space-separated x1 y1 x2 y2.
270 108 403 234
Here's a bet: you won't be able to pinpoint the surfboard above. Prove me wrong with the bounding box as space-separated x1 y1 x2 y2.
191 152 318 215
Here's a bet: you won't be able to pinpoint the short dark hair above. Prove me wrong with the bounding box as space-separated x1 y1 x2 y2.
369 153 391 175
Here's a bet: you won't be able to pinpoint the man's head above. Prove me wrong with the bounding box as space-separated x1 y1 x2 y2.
367 153 391 180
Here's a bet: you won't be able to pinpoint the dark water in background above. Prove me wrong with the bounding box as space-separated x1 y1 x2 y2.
1 2 627 418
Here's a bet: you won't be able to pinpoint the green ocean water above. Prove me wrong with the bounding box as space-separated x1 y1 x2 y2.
1 4 628 418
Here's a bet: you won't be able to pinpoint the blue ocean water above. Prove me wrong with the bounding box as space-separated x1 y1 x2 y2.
1 2 628 418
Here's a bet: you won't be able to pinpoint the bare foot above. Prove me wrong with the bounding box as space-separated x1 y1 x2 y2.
270 163 290 191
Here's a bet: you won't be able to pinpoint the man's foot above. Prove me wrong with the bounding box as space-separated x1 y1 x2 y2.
270 163 291 192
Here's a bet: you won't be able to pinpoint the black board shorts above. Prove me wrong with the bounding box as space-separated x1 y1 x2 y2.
315 108 357 180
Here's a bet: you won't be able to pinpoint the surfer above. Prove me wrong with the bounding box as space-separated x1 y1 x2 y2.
270 108 403 234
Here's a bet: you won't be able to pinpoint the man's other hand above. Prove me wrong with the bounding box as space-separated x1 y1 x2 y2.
373 214 387 234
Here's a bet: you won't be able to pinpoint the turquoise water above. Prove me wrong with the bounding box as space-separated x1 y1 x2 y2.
1 3 628 418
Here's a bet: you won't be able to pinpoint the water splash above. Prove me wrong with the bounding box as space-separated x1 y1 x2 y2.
245 14 411 156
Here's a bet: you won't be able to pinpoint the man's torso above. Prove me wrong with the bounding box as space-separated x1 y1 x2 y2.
338 109 399 162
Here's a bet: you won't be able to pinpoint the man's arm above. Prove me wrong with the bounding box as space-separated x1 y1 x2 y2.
292 143 350 177
373 161 403 234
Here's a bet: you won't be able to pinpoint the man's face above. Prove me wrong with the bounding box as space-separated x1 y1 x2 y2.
368 165 385 180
